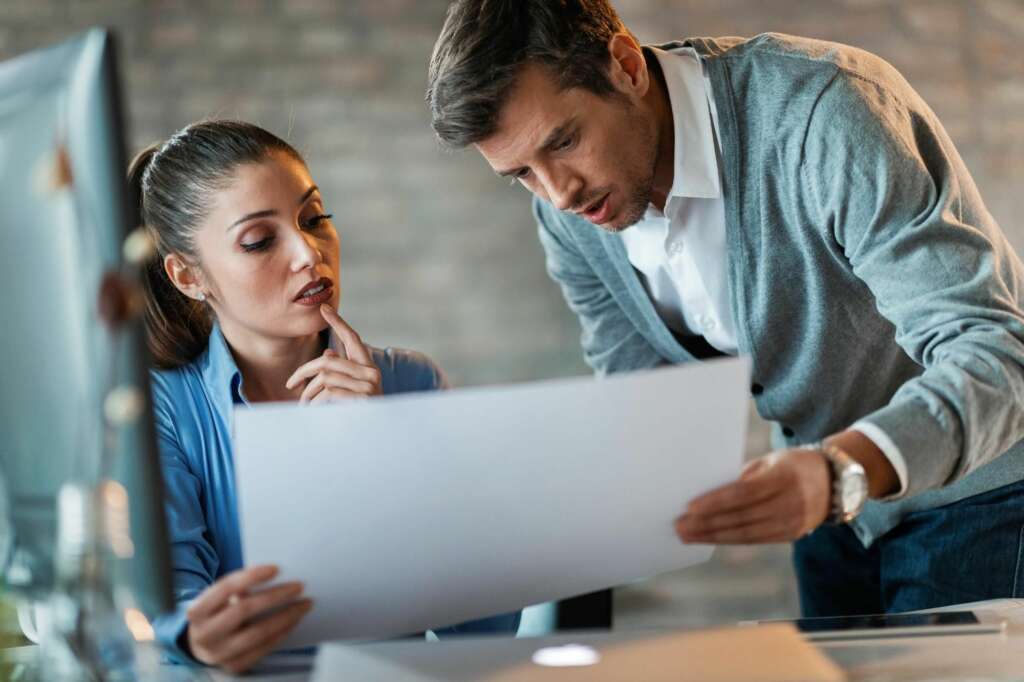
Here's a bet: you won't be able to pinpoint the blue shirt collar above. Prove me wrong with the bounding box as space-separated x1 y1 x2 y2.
198 322 247 410
197 322 335 411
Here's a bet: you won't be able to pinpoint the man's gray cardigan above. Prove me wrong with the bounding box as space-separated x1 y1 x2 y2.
534 33 1024 546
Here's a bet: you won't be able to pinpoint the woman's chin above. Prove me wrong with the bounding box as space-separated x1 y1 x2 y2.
285 314 330 338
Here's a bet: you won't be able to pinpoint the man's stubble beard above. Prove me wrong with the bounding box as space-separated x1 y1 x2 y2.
601 103 659 233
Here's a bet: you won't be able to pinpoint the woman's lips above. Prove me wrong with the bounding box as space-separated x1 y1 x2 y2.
582 194 612 224
294 278 333 306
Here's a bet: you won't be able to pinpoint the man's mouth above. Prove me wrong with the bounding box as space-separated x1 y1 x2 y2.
580 193 611 224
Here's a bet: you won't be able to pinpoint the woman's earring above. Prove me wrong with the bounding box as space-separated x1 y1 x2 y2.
195 292 206 302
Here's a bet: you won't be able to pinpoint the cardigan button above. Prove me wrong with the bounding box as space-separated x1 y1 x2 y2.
751 383 764 396
782 426 795 438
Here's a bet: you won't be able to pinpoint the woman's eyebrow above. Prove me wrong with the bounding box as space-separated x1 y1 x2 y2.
228 209 276 231
227 186 321 231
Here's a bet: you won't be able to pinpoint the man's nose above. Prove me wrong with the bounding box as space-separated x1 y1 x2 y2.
541 168 583 213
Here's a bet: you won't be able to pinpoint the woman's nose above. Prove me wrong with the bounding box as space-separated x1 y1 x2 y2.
290 228 323 270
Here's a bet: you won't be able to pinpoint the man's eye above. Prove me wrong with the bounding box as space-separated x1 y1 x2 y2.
241 237 273 253
554 134 576 151
302 213 333 230
510 169 531 185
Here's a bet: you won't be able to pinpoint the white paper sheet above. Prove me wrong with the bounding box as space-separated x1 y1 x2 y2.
234 358 750 647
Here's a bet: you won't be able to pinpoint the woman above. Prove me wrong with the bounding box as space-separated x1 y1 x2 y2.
131 120 520 674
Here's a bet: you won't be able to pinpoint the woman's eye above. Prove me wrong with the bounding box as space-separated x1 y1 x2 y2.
302 213 333 230
241 237 273 253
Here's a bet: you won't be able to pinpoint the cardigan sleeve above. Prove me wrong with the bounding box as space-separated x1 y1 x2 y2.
534 196 666 376
801 67 1024 498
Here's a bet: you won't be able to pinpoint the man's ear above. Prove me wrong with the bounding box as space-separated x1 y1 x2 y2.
606 32 650 99
164 253 206 301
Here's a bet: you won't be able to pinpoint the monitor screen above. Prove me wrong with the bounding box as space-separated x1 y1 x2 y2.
0 28 172 619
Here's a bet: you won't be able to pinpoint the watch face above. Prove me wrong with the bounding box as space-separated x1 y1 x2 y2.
840 469 869 513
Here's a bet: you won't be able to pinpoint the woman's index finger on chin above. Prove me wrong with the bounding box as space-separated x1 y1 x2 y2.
320 304 372 365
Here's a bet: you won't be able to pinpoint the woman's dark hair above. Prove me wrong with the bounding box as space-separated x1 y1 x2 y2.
427 0 635 149
126 120 304 369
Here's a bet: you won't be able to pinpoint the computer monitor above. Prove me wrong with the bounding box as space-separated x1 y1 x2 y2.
0 28 172 619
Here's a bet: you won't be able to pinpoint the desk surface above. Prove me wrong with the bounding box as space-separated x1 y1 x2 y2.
7 600 1024 681
199 599 1024 682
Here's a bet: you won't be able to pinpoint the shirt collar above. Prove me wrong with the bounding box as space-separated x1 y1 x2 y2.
199 321 246 410
198 321 335 411
648 45 721 202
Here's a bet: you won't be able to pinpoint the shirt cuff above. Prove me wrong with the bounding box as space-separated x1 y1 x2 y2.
152 600 202 667
851 421 908 499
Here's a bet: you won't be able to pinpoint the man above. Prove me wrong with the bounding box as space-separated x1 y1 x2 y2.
427 0 1024 617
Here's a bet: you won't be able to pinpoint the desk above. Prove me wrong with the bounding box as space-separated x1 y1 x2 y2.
7 601 1024 681
203 600 1024 682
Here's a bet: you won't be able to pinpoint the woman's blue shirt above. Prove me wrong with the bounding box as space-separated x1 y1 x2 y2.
150 324 519 660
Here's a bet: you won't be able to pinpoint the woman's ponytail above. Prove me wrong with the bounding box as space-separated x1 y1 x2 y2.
128 143 211 369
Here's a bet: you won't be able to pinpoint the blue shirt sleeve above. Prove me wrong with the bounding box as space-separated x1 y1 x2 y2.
149 370 220 663
373 347 450 394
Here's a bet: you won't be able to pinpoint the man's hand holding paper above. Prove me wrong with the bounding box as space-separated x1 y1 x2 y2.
676 449 831 544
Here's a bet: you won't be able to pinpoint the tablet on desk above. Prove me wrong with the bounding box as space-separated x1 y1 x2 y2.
752 609 1007 641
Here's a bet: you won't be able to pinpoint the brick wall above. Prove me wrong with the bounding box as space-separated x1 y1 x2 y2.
3 0 1022 633
3 0 1021 388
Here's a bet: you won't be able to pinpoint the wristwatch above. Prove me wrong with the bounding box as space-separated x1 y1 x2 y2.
820 443 869 524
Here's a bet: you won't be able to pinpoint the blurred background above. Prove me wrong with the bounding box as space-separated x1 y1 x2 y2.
1 0 1022 640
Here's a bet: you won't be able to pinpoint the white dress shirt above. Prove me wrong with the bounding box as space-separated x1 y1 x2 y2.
621 46 909 495
620 47 736 354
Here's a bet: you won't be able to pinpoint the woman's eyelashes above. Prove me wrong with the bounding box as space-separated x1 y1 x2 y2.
241 235 273 253
239 214 333 253
302 213 333 230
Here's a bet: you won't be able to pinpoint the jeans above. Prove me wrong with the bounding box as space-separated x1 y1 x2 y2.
793 478 1024 617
